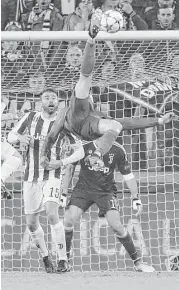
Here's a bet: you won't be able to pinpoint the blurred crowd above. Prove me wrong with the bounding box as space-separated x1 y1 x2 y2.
1 0 179 32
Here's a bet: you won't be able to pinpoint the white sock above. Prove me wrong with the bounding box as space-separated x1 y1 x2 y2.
1 155 22 182
51 221 67 261
29 225 48 258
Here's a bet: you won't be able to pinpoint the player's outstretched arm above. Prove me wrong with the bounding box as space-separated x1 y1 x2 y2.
116 112 177 131
43 140 84 170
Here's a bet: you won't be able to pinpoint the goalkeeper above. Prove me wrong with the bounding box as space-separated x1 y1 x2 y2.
41 13 176 169
49 138 155 272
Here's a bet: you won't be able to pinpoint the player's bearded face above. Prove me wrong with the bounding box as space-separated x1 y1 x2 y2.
41 92 58 114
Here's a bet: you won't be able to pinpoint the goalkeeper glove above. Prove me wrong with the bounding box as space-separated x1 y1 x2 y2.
132 197 143 216
88 13 101 39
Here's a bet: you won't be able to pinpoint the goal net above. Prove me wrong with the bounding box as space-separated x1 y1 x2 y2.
1 31 179 272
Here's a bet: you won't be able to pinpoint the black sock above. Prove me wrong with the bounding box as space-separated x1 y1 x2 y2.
117 232 140 263
65 229 73 260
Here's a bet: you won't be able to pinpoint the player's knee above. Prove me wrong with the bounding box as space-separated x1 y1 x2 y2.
45 202 59 225
26 219 39 232
107 213 124 235
112 222 126 237
46 212 59 225
64 209 75 228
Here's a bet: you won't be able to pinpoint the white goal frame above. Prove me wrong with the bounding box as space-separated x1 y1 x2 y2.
1 30 179 42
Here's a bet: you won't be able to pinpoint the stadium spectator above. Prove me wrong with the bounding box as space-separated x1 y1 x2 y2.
1 0 17 31
21 0 63 30
21 1 64 73
130 0 154 20
28 73 46 95
1 22 33 78
152 6 179 30
63 0 94 31
65 44 83 70
94 0 148 30
144 0 179 29
61 0 75 16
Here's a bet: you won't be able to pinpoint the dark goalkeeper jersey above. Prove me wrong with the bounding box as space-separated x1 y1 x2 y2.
76 141 131 192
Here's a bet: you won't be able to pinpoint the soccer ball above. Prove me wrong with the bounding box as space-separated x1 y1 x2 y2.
100 10 124 33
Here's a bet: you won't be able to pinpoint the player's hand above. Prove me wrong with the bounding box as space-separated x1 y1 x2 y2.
132 198 143 216
158 112 178 125
89 12 101 39
45 159 63 171
18 134 31 145
40 156 50 169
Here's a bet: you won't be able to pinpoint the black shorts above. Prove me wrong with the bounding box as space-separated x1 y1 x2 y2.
68 187 120 217
68 94 108 141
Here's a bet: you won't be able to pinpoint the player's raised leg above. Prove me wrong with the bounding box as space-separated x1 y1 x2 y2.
106 207 155 272
69 14 101 126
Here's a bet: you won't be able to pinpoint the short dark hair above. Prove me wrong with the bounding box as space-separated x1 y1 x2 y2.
158 4 174 13
41 88 58 97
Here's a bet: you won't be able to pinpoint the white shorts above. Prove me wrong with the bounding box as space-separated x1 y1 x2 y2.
23 178 63 215
1 139 16 162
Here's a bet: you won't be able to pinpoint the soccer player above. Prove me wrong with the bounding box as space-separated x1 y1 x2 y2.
40 14 176 170
1 95 22 199
62 138 155 272
8 89 84 273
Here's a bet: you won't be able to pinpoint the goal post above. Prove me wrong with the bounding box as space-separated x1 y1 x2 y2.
1 31 179 272
1 30 179 41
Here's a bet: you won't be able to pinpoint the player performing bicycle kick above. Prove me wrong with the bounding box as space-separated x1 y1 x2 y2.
41 13 177 170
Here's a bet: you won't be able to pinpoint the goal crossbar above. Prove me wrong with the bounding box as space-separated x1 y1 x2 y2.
1 30 179 42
